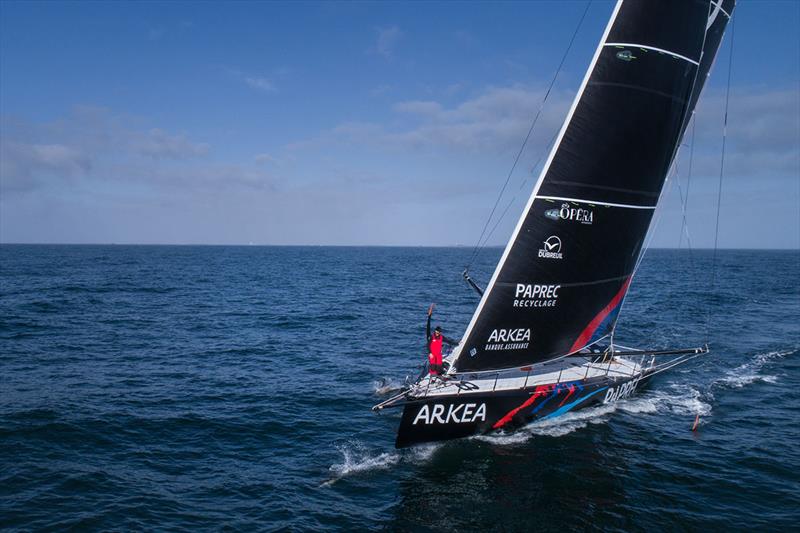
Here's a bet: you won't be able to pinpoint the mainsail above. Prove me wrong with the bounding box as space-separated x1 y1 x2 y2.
452 0 735 373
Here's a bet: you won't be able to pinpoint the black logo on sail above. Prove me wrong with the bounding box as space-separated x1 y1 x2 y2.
544 202 594 225
616 49 636 61
538 235 563 259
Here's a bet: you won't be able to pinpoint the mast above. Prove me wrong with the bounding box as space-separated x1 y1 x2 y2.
450 0 735 374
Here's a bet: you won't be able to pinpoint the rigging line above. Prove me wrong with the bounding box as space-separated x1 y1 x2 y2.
617 121 683 339
707 13 735 339
677 115 702 321
676 114 701 319
641 151 680 274
608 157 681 347
677 115 698 251
630 109 690 283
631 90 696 279
474 130 560 257
465 0 592 271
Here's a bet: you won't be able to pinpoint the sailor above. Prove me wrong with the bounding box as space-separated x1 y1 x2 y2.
426 304 459 377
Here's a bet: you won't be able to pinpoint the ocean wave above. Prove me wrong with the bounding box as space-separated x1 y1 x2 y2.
60 285 177 294
713 348 795 390
718 373 778 389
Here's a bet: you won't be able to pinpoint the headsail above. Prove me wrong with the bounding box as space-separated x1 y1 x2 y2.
452 0 735 373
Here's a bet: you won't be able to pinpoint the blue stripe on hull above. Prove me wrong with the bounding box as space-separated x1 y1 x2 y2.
539 386 608 421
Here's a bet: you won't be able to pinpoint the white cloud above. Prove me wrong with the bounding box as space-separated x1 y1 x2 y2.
0 142 91 191
689 87 800 178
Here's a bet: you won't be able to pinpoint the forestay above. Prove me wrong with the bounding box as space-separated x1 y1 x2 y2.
452 0 735 373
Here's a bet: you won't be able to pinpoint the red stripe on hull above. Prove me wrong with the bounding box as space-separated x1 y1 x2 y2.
492 384 553 430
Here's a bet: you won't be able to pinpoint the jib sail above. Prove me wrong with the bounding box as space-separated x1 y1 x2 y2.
452 0 735 373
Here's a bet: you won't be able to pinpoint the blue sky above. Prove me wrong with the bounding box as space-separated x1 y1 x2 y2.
1 1 798 248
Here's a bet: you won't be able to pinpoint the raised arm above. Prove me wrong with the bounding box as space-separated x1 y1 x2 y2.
426 304 433 341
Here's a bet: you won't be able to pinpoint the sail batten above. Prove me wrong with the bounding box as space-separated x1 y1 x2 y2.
451 0 735 374
603 43 701 66
536 196 657 210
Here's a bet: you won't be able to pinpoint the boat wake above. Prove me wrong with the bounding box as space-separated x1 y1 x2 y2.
322 441 441 487
476 383 715 446
475 403 618 445
472 349 797 448
628 384 713 417
373 377 403 396
326 442 400 482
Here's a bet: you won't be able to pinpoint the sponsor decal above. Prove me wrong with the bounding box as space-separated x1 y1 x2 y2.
538 235 563 260
603 377 640 404
412 402 487 425
469 347 477 357
615 49 636 62
544 202 594 225
485 328 531 351
513 283 560 308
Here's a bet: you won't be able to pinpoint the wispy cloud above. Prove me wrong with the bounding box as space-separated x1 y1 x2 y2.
244 76 276 92
373 26 402 59
0 142 91 192
254 153 278 165
147 27 166 41
138 128 209 159
392 100 443 115
370 84 393 97
0 107 275 195
293 85 570 156
288 83 799 183
223 67 279 93
687 87 800 178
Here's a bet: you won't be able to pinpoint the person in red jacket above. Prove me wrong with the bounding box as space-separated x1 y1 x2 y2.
426 304 459 377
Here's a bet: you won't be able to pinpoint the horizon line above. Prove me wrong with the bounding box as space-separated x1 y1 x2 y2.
1 242 799 251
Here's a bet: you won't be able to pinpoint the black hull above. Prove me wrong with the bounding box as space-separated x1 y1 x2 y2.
395 370 653 448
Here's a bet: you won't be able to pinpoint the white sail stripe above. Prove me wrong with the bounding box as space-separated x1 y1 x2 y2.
707 1 722 30
449 0 626 374
604 43 700 66
536 195 656 210
710 1 731 20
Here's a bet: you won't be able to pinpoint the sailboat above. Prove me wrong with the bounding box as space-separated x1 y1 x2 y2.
373 0 736 448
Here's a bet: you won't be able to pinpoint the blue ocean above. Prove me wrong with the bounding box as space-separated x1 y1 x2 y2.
1 245 798 531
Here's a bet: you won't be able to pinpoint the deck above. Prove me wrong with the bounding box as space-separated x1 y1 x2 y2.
408 354 653 400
